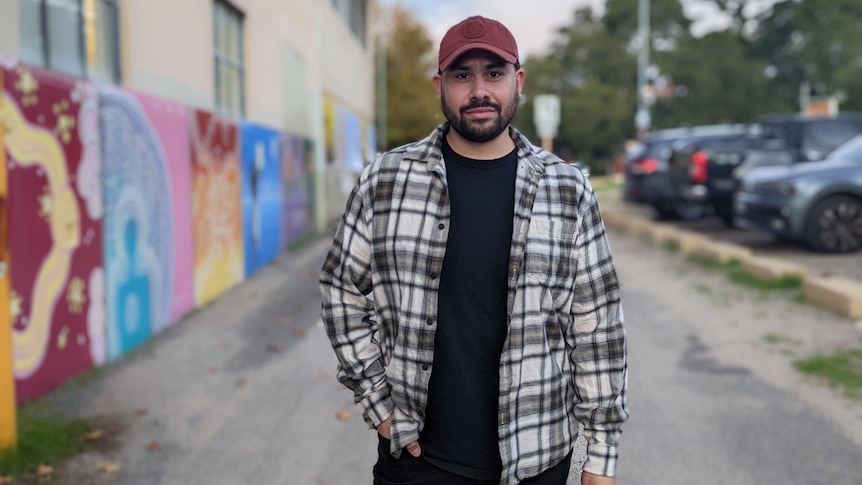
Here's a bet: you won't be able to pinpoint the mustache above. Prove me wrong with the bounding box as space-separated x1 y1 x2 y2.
460 100 501 114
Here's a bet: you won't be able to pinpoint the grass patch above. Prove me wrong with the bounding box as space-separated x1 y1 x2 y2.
0 407 92 476
795 349 862 399
728 270 803 291
687 256 740 271
286 232 319 252
792 292 808 305
693 284 712 295
663 242 679 253
764 333 802 346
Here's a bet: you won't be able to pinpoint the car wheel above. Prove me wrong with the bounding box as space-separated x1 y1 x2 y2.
714 203 734 226
804 195 862 253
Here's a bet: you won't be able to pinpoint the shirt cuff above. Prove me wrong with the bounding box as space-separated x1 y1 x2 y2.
582 430 619 477
358 386 395 429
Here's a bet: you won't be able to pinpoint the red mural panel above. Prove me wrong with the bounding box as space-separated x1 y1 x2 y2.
3 63 105 403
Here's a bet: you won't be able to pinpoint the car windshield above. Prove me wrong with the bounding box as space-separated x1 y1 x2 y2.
826 135 862 161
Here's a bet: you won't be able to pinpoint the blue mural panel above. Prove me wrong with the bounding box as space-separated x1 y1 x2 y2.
99 87 175 360
241 123 282 277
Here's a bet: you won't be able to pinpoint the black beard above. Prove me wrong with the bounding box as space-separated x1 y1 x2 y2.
441 91 518 143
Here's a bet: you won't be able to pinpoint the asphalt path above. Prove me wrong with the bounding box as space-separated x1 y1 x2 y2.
38 229 862 485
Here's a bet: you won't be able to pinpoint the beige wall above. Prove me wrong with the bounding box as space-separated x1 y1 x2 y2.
0 0 20 58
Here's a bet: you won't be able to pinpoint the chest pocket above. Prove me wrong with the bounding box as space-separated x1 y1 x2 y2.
522 218 577 283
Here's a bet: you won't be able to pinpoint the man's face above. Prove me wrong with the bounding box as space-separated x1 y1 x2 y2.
434 51 525 143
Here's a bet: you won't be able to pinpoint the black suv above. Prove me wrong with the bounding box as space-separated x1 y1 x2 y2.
706 113 862 223
624 125 748 219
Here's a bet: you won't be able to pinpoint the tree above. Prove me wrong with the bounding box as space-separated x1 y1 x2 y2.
382 6 443 150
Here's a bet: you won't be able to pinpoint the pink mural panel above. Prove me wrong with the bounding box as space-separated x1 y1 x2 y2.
132 91 194 322
2 63 105 403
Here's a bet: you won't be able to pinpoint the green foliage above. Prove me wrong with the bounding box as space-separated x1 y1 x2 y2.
383 6 443 150
0 408 92 475
727 270 803 290
795 349 862 399
508 0 862 162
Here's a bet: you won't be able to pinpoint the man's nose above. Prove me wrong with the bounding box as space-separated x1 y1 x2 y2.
469 78 490 100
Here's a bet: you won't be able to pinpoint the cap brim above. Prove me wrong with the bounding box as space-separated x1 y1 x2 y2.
439 43 518 72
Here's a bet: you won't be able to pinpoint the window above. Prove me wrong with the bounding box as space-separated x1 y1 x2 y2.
19 0 121 83
331 0 367 46
213 0 245 118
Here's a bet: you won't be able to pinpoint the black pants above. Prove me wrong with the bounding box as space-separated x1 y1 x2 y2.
373 436 573 485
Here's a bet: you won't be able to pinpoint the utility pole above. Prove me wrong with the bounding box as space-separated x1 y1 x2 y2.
635 0 651 139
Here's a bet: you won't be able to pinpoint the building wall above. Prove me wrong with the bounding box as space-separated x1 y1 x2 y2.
0 0 377 406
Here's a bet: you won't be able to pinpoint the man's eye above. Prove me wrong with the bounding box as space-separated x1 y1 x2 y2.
455 73 470 80
487 71 503 79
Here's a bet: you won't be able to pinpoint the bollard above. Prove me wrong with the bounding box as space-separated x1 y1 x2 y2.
0 81 17 451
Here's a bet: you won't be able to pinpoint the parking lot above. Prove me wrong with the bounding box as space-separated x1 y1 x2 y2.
609 198 862 284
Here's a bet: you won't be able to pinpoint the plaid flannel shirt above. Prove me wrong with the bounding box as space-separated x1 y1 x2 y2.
320 124 628 483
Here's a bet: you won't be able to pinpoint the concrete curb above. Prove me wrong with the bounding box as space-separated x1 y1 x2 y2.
603 205 862 320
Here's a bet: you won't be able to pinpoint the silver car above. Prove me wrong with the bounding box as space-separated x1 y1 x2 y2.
734 135 862 253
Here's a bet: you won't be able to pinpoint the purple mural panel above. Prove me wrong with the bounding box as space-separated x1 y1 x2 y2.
280 133 309 247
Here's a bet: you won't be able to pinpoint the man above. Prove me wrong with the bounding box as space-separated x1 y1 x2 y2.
320 15 628 485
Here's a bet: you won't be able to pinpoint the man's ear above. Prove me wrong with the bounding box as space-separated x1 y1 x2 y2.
433 73 442 99
516 69 525 95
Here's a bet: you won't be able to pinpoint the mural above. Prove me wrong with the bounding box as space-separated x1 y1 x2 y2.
323 97 336 165
190 110 243 307
280 133 309 248
2 63 105 402
241 123 282 276
99 87 192 359
134 91 194 323
0 67 15 419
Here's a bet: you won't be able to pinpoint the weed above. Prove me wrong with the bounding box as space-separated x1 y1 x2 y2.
728 270 803 291
693 284 712 295
0 407 92 476
795 349 862 399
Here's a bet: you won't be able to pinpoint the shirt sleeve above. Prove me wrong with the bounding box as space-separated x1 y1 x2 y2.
319 171 394 429
569 186 629 477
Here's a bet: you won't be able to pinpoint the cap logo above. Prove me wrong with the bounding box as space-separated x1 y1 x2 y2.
463 20 486 39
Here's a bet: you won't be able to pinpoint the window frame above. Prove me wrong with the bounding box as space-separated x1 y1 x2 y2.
213 0 246 119
20 0 121 83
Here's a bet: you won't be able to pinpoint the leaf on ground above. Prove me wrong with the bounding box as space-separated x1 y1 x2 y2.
294 329 306 338
220 343 231 351
147 440 161 451
316 372 330 381
231 359 243 368
236 377 248 388
268 341 285 353
335 409 352 421
80 429 104 441
280 317 292 327
135 408 148 417
36 464 53 477
0 475 13 484
315 477 330 485
98 462 121 473
208 367 218 374
301 271 314 278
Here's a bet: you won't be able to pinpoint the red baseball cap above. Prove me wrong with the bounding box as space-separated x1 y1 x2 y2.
438 16 519 72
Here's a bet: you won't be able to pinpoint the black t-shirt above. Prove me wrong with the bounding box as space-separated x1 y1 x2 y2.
420 137 518 480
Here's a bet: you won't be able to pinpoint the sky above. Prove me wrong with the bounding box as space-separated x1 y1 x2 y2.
377 0 759 60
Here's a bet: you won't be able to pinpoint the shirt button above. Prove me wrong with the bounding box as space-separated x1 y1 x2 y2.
438 223 445 230
430 273 438 280
421 364 430 371
426 319 434 326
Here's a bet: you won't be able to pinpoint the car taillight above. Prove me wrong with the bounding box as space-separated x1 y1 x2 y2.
632 158 659 174
690 151 708 184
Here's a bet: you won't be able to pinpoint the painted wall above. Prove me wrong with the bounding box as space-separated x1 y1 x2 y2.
99 87 193 360
2 63 105 402
280 133 309 248
240 123 282 277
190 109 244 308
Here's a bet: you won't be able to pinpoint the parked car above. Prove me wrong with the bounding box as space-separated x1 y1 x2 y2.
707 113 862 224
624 124 747 219
734 135 862 253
